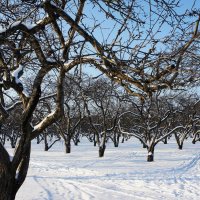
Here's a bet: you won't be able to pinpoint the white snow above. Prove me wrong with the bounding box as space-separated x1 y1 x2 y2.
33 111 56 131
12 64 23 83
9 155 13 162
22 90 30 98
0 21 21 33
5 138 200 200
0 19 45 34
11 65 30 97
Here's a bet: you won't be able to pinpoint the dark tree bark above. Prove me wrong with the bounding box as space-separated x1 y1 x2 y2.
192 133 200 144
178 143 183 150
99 144 106 157
10 138 16 149
0 171 16 200
147 145 155 162
113 132 120 147
93 133 97 146
0 145 16 200
65 135 71 154
174 133 184 150
140 139 147 148
0 139 31 200
44 132 48 151
73 134 80 146
163 137 168 144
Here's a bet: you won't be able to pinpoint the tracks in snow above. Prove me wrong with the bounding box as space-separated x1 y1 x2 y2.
16 142 200 200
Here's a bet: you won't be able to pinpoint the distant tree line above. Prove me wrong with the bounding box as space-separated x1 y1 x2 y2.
1 75 200 163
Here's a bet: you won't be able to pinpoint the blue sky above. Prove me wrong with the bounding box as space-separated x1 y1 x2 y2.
72 0 200 81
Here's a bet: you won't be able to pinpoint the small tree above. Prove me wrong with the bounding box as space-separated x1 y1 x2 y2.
118 93 181 161
83 78 122 157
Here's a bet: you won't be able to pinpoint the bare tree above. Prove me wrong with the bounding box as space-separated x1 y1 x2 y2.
2 106 22 148
170 95 198 149
83 78 121 157
118 93 182 162
34 100 61 151
55 75 85 153
0 1 84 198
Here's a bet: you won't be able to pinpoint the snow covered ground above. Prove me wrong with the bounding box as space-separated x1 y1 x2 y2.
9 138 200 200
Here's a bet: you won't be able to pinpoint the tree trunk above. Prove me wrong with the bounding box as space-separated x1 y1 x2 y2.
113 132 120 147
11 142 15 148
73 137 80 146
44 142 49 151
36 135 40 144
147 146 155 162
65 143 71 153
174 133 182 150
178 143 183 150
192 133 199 144
143 143 147 148
139 138 147 148
114 142 118 147
0 145 18 200
73 134 80 146
140 139 147 148
93 134 96 146
44 133 48 151
147 152 154 162
163 137 167 144
65 135 71 154
0 172 17 200
99 144 106 157
74 140 79 146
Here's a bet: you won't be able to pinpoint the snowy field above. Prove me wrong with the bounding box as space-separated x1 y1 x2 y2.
8 138 200 200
